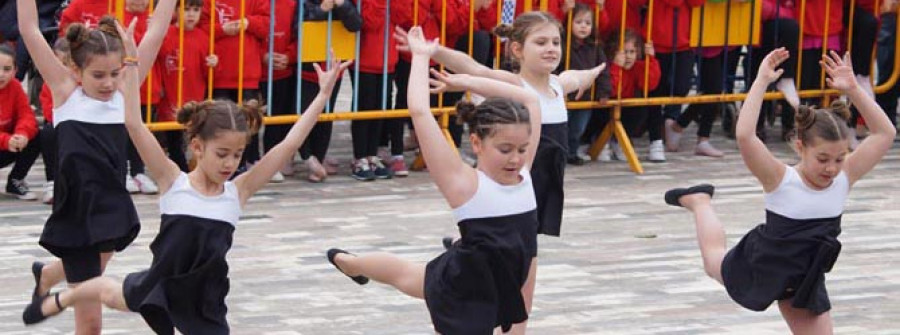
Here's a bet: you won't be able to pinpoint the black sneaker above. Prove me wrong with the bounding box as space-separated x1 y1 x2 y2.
6 179 37 201
567 156 585 166
369 157 393 179
351 159 375 181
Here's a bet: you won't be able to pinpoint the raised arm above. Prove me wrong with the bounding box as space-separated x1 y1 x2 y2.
736 48 788 192
235 55 351 205
394 26 521 85
822 51 898 184
17 0 76 95
118 21 182 194
558 64 605 98
136 0 177 82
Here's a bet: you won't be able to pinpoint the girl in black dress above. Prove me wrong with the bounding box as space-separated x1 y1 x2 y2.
665 49 896 333
21 18 351 334
326 26 546 334
17 0 176 332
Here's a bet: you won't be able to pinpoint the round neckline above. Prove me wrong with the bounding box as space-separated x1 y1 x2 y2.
476 169 526 188
790 165 840 193
185 173 227 198
520 77 559 100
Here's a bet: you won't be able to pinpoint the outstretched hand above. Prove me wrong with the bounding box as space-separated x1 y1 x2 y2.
314 50 353 97
429 69 470 94
115 18 139 59
574 63 606 100
757 47 789 84
401 26 439 57
821 50 857 92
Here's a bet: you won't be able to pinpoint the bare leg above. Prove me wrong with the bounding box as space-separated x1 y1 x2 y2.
334 252 425 299
40 276 129 318
38 260 66 297
679 193 727 284
502 257 537 335
72 252 114 335
777 300 834 334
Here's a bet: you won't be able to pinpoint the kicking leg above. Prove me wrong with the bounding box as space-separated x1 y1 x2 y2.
334 252 426 299
777 299 834 335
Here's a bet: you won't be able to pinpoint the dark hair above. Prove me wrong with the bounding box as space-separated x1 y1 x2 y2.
0 44 14 59
493 11 563 73
795 101 852 146
456 97 531 139
176 99 265 141
604 28 644 62
65 16 124 69
185 0 202 8
568 3 597 44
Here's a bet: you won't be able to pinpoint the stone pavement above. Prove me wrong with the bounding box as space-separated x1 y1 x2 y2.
0 112 899 334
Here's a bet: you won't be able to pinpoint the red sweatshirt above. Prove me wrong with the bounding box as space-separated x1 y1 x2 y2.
598 0 646 38
647 0 705 53
157 26 212 121
263 0 298 82
126 10 164 105
201 0 271 89
354 0 406 74
443 0 499 51
515 0 566 22
40 84 53 124
395 0 441 63
761 0 796 21
857 0 877 16
0 80 39 150
803 0 842 37
609 57 661 98
58 0 118 35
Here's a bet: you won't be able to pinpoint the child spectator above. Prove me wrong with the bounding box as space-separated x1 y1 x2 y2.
259 0 298 183
157 0 218 172
58 0 119 34
290 0 361 182
124 0 162 194
348 0 409 181
595 28 660 161
647 0 705 162
597 0 644 38
201 0 270 173
557 3 611 165
749 0 800 141
0 45 40 201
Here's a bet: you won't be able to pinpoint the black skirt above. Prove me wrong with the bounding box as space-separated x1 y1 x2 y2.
424 211 536 334
531 123 568 237
123 215 234 335
39 121 139 257
722 211 842 315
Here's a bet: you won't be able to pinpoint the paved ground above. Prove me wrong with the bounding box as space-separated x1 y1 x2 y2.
0 90 898 334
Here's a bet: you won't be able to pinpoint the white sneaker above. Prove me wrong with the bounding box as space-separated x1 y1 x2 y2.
133 173 159 194
648 140 666 162
694 140 724 157
610 139 626 161
598 143 612 162
41 181 54 204
125 175 139 194
270 171 285 183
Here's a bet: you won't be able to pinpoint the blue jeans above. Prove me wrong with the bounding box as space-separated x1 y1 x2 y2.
567 109 593 158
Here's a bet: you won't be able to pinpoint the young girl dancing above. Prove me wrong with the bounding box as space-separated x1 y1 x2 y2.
394 14 604 331
326 26 543 334
664 48 896 333
18 0 176 332
21 19 351 334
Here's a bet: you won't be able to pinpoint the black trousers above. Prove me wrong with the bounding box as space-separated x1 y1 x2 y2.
876 13 898 126
440 30 494 146
649 50 694 141
351 72 393 159
680 51 740 138
213 88 261 165
750 17 800 132
0 134 41 182
40 122 57 181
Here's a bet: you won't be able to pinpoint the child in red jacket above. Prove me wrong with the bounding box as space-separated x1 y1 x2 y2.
201 0 270 172
157 0 218 172
0 45 40 201
57 0 118 35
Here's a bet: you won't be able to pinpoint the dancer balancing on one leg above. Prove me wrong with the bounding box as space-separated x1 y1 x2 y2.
664 48 896 334
17 0 176 332
394 13 603 331
21 19 351 333
326 26 560 334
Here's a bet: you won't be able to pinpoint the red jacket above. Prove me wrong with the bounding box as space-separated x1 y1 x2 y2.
515 0 566 22
263 0 298 82
0 80 39 150
647 0 705 53
126 10 164 105
803 0 842 37
761 0 796 21
200 0 271 89
40 84 53 124
158 26 212 121
609 57 660 98
857 0 877 15
443 0 499 51
58 0 117 36
599 0 645 38
354 0 406 74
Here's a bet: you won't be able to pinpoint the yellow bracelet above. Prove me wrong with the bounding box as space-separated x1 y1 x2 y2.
123 57 139 66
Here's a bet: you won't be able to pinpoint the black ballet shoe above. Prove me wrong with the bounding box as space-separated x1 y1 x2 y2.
664 184 715 207
23 292 64 325
442 237 454 250
31 261 45 301
326 248 369 285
